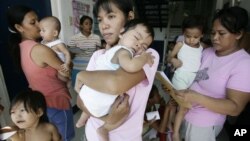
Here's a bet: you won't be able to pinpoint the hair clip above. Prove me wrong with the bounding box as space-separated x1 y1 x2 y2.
8 27 17 33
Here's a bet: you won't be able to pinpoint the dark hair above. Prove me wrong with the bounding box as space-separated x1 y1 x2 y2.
41 16 61 33
213 6 248 34
148 85 158 99
79 15 93 31
122 19 154 41
80 15 93 25
10 89 49 123
182 15 207 34
7 5 34 71
93 0 134 20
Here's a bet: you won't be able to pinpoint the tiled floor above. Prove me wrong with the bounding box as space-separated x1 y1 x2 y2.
72 111 86 141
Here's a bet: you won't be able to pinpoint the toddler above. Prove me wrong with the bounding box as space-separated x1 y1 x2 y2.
167 15 205 141
9 90 61 141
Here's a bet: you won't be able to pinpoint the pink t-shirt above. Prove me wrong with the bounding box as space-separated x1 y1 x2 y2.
85 48 159 141
185 47 250 127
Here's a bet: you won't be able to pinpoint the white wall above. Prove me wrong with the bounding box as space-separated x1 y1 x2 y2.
50 0 171 42
50 0 95 106
50 0 94 44
239 0 250 15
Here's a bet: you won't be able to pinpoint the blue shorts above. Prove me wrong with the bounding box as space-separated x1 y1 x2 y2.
71 69 81 87
47 108 75 141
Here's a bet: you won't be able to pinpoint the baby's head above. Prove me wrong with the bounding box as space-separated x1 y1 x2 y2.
39 16 61 42
119 19 154 55
10 89 48 129
182 15 206 47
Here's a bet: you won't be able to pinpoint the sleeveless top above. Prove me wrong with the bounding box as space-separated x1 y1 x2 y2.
42 39 65 62
20 40 71 109
176 41 203 72
95 45 134 70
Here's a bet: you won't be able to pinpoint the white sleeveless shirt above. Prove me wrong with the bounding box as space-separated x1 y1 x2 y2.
176 41 203 72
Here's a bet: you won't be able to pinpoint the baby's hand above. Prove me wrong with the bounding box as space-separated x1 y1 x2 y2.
171 58 182 69
141 52 155 67
60 63 70 72
59 64 70 78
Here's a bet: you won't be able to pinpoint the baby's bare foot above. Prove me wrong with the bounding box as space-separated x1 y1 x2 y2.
75 112 89 128
75 118 86 128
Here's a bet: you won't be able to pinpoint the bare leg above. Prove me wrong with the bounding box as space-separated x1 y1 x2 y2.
76 111 89 128
76 95 84 110
168 106 177 132
172 107 187 141
96 114 124 141
167 99 177 132
97 125 109 141
75 97 91 128
158 104 171 133
97 95 130 141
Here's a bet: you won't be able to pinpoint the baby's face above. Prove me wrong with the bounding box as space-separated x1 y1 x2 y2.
39 20 58 42
119 24 153 55
183 27 203 48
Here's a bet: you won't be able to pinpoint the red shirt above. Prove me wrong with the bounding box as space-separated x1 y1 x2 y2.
20 40 71 109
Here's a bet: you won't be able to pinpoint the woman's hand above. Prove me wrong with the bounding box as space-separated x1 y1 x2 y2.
58 69 70 79
167 97 178 107
175 89 199 105
101 94 130 131
175 89 204 108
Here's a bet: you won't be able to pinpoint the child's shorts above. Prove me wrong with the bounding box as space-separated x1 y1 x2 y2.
172 70 196 90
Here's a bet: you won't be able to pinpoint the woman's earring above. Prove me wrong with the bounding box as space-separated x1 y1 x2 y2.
128 11 135 20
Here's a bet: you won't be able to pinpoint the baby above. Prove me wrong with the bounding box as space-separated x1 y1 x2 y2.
39 16 71 86
75 19 155 141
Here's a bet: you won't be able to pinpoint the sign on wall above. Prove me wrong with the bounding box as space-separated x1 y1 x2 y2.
72 0 92 34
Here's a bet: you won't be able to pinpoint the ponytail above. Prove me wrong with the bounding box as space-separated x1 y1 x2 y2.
8 32 22 71
7 5 33 71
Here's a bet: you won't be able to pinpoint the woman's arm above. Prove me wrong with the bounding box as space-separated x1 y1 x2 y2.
31 44 70 78
76 68 145 95
177 89 250 116
78 48 158 95
99 94 130 130
56 43 71 66
117 49 154 73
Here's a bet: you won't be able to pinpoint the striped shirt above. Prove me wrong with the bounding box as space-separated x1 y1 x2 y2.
68 32 101 57
68 33 101 70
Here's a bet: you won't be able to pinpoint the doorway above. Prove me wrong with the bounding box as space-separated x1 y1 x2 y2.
0 0 52 100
